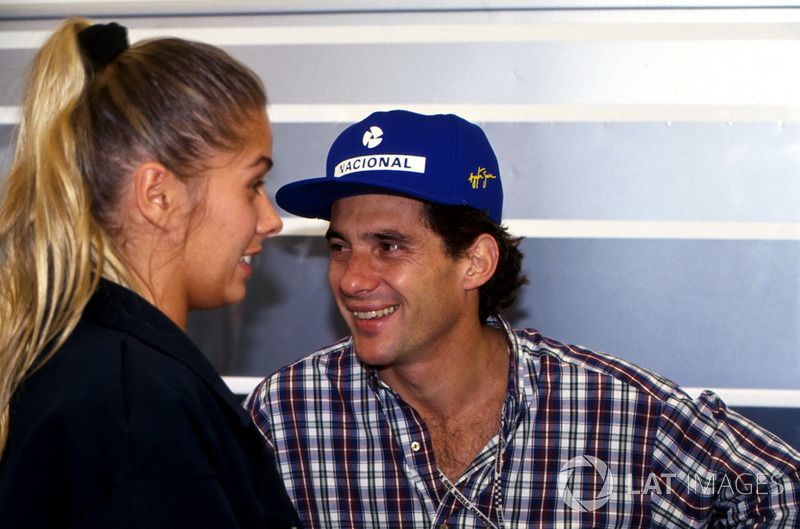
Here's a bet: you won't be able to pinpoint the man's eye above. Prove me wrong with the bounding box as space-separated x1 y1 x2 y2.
380 242 400 252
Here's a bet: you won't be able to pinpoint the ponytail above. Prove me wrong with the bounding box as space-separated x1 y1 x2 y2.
0 18 131 458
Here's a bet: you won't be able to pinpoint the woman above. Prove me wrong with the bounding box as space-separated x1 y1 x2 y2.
0 18 300 528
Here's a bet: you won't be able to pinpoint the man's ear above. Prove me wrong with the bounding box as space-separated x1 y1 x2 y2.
132 161 181 228
463 233 499 291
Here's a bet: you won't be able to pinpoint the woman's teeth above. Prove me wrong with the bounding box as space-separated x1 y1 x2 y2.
240 255 252 265
353 305 398 320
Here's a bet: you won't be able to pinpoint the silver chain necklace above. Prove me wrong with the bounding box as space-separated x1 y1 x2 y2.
437 421 506 529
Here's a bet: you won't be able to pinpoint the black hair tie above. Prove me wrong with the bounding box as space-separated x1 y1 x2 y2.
78 22 129 70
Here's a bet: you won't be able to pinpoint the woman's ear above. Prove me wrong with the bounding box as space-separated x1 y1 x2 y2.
463 233 499 291
132 161 181 228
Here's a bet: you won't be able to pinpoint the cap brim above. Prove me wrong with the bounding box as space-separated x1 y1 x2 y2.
275 174 453 220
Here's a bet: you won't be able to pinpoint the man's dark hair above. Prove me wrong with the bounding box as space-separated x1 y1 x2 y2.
422 203 527 322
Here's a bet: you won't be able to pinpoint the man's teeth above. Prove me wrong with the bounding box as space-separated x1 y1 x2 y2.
353 305 398 320
240 255 252 265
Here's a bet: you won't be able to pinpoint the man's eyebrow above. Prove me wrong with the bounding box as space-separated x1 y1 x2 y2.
370 230 411 244
324 229 411 244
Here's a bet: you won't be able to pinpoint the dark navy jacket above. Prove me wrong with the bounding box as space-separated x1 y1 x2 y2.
0 280 300 528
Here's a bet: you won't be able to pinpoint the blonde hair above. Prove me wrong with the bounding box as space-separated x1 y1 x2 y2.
0 17 267 458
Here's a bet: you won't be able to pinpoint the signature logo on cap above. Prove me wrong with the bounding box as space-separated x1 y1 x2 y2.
468 167 496 189
362 126 383 149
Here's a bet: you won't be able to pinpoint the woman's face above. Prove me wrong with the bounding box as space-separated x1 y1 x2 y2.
178 110 282 310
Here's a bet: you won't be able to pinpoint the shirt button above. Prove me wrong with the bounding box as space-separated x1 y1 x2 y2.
410 441 421 452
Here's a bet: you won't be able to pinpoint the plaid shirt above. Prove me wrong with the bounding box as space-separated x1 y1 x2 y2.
246 316 800 528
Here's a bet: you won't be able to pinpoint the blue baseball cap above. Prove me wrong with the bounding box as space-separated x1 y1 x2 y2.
275 109 503 223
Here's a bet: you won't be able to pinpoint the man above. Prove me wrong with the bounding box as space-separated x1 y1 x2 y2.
247 110 800 528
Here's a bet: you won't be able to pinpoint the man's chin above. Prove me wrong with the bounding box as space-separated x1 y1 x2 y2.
352 339 392 368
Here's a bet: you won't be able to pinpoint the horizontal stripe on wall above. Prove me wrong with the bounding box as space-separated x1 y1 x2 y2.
3 1 800 17
3 18 800 107
5 104 800 124
222 376 800 408
279 217 800 241
4 1 800 18
5 22 800 50
269 104 800 123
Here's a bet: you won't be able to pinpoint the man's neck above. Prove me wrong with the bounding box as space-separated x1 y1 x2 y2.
378 324 509 424
378 323 510 479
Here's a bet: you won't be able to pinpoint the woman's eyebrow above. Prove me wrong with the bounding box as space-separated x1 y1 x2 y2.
248 155 274 171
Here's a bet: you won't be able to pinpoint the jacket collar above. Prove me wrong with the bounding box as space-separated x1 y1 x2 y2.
83 279 250 426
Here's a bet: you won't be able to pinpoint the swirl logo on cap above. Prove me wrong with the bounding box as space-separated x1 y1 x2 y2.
362 126 383 149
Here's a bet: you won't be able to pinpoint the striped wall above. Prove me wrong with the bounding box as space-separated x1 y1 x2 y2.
1 2 799 449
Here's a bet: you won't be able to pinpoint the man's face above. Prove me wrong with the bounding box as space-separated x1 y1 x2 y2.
326 194 473 370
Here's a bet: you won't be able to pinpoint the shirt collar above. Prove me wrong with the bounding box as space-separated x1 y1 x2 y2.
487 314 532 436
